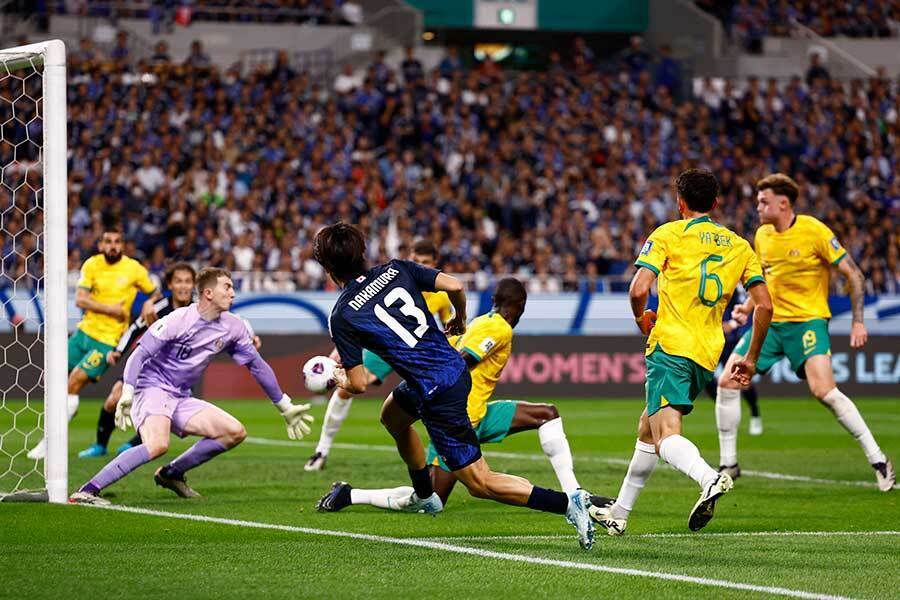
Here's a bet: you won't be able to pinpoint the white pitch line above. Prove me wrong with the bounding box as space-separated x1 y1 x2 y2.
74 503 856 600
420 531 900 542
245 436 891 489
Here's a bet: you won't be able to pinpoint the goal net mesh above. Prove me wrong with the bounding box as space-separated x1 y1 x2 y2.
0 50 47 497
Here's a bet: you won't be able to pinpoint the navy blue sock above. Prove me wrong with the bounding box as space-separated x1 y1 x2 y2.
408 467 433 499
526 486 569 515
96 408 115 448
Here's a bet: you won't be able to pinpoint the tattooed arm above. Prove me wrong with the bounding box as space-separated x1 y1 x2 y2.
835 255 867 348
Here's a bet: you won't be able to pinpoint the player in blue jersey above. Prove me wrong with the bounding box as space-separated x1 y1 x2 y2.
314 223 596 550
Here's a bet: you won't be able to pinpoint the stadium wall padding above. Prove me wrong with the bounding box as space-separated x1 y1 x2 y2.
12 334 891 400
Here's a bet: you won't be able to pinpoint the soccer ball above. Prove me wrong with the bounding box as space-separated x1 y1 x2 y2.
302 355 337 393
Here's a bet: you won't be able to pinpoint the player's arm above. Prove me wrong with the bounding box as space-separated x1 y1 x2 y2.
75 287 127 320
629 267 657 335
403 259 467 335
434 273 467 336
110 297 171 364
230 321 313 440
115 318 171 430
329 311 367 394
135 265 162 325
835 255 868 348
631 229 666 334
730 282 773 386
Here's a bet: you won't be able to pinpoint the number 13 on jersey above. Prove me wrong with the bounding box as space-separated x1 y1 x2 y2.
375 288 430 347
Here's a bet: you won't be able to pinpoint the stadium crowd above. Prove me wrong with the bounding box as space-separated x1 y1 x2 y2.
697 0 900 51
0 35 897 300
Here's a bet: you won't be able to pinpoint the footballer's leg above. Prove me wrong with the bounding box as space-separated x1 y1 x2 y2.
651 406 732 531
591 408 657 536
805 355 894 491
744 385 763 436
70 414 171 504
155 402 246 498
507 401 581 494
379 386 443 511
306 386 354 471
80 380 123 458
715 351 745 479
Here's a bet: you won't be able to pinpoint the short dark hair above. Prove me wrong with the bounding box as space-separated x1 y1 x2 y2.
164 262 197 285
197 267 230 293
314 223 367 284
675 168 719 213
492 277 527 309
411 239 438 260
101 215 123 234
756 173 799 203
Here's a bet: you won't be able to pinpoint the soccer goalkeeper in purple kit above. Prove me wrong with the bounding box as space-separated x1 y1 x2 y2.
69 268 314 504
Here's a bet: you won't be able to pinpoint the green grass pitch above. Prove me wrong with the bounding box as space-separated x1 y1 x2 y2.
1 397 898 599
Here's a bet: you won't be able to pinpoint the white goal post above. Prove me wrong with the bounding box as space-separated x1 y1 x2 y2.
0 40 67 503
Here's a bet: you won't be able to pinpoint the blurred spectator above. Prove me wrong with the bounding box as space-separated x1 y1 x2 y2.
805 52 830 86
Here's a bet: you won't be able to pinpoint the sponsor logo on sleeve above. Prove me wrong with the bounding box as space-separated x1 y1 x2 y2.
830 237 842 251
479 337 496 354
640 240 653 256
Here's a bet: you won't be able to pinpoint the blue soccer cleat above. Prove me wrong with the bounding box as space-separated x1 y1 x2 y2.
78 444 108 459
115 441 135 455
565 489 595 550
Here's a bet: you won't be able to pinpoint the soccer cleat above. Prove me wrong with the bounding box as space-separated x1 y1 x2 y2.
390 491 443 515
115 441 136 455
154 467 201 498
873 460 895 492
78 444 108 458
718 463 741 481
304 451 327 472
565 489 595 550
749 417 764 436
588 497 627 536
316 481 353 512
68 490 111 506
26 438 46 460
688 472 734 532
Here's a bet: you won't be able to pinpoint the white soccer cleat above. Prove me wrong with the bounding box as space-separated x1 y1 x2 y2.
689 472 733 532
565 489 595 550
873 460 895 492
749 417 764 436
68 490 111 506
390 491 443 515
26 438 46 460
588 499 627 536
304 452 327 472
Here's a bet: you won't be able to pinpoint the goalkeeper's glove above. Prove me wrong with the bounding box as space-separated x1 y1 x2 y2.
275 394 314 441
115 383 135 431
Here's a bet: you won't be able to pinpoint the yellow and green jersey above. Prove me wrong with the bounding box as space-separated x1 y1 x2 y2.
753 215 846 323
423 290 453 327
76 254 156 346
448 311 513 425
635 215 764 372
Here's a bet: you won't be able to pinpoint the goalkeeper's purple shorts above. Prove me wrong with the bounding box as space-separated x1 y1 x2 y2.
132 387 214 438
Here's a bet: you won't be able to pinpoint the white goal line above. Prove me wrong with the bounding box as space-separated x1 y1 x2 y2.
74 503 858 600
244 436 892 490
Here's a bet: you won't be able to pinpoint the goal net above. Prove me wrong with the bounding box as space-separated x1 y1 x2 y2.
0 40 67 503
